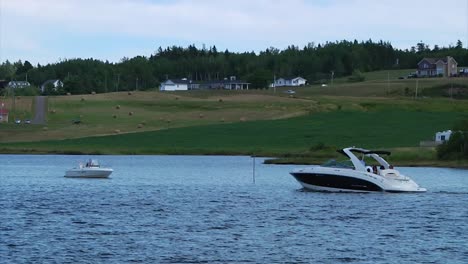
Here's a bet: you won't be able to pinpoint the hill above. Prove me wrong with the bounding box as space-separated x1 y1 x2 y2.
1 69 468 166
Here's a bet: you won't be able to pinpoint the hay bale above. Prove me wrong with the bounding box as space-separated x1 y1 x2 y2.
16 96 21 100
166 119 171 123
240 117 247 122
128 92 133 95
137 123 144 128
112 114 117 119
80 97 85 102
218 98 223 102
91 91 96 95
220 118 225 122
114 129 121 134
115 105 121 109
66 92 71 96
50 109 56 114
42 127 48 131
175 96 179 100
199 113 204 119
128 111 133 116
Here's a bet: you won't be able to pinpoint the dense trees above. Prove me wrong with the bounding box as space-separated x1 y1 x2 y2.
1 39 468 94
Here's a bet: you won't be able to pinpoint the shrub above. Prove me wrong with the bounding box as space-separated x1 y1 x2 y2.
348 70 366 82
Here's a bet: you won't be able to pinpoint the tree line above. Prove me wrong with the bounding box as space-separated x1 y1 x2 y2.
1 39 468 95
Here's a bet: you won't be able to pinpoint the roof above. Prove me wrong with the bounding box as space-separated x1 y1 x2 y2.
277 76 306 81
418 57 457 65
42 79 62 85
163 79 190 85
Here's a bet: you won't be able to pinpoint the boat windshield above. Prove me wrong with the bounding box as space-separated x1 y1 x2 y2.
86 159 100 167
321 159 355 169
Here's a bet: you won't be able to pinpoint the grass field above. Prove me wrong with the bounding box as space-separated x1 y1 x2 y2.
1 69 468 166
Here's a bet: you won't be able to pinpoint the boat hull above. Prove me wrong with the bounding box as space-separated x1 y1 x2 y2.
291 172 383 192
290 167 426 193
64 168 113 178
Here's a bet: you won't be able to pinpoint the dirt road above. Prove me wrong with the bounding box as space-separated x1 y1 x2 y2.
32 96 47 124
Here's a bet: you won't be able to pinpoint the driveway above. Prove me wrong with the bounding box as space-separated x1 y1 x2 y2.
32 96 47 124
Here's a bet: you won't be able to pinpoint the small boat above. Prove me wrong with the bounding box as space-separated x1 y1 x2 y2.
64 159 113 178
290 147 426 193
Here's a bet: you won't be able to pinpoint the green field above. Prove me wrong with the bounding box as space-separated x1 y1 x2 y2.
1 69 468 166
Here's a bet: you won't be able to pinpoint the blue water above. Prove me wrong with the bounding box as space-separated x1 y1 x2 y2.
1 155 467 263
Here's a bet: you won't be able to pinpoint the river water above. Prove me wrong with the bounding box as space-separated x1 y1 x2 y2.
1 155 467 263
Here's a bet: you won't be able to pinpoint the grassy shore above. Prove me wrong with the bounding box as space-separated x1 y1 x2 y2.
1 70 468 167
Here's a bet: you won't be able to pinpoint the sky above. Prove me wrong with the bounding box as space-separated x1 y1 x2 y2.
1 0 467 65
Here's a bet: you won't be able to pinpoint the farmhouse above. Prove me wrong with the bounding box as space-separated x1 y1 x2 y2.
41 79 64 93
273 77 307 87
160 79 191 91
162 76 250 91
8 81 31 89
417 56 457 77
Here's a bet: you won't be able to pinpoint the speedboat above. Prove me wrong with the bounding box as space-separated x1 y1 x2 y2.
64 159 113 178
290 147 426 193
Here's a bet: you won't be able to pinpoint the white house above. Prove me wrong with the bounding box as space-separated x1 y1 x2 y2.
41 79 64 93
435 130 452 142
8 81 31 89
160 79 190 91
273 77 307 87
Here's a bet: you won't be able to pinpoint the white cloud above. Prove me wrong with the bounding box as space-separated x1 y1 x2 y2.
1 0 467 63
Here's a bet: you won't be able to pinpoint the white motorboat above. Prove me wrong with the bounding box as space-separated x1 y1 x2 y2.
64 159 113 178
290 147 426 193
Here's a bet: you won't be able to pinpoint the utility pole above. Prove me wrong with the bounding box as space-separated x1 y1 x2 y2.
415 79 419 99
116 74 120 92
273 75 276 94
331 71 335 86
387 71 390 95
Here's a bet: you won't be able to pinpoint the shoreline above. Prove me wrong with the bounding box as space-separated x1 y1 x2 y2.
1 147 467 169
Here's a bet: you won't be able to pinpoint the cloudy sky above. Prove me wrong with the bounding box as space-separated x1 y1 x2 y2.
1 0 467 64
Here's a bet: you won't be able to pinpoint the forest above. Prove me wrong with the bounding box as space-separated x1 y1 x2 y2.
1 39 468 95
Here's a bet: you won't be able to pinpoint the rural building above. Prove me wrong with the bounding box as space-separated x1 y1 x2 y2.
273 77 307 87
0 107 8 123
160 79 191 91
162 76 250 91
435 130 452 142
41 79 64 93
221 76 249 90
8 81 31 89
0 80 8 90
417 56 458 77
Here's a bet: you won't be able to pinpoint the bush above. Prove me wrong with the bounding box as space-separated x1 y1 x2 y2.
437 119 468 160
348 70 366 82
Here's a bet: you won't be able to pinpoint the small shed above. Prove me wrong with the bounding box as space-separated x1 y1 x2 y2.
435 130 452 142
0 108 9 123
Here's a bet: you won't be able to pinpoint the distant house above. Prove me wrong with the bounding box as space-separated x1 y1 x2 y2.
160 79 191 91
273 77 307 87
221 76 249 90
162 76 250 91
417 56 458 77
41 79 64 93
435 130 452 143
8 81 31 89
0 107 8 123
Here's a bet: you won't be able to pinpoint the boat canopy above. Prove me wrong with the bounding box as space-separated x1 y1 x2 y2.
337 147 392 172
337 148 391 156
